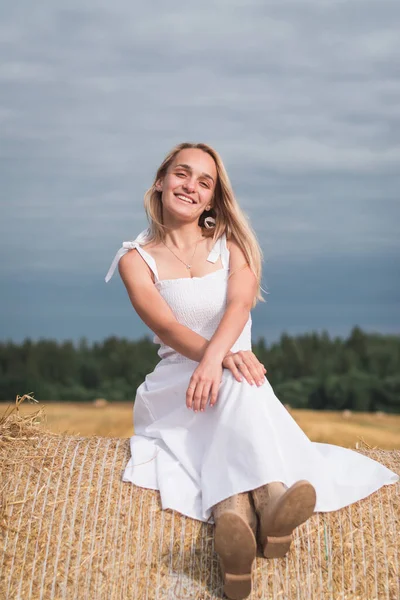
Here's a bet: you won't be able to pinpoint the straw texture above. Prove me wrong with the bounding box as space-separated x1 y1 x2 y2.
1 396 399 599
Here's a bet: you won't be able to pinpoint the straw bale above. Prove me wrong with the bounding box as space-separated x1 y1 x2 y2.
1 396 399 599
92 398 108 408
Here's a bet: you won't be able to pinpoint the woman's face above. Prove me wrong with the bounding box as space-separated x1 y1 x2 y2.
156 148 217 223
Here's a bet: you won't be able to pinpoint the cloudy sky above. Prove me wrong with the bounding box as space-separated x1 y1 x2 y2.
1 0 399 347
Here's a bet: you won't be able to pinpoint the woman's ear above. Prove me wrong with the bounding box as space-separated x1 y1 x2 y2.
155 178 163 192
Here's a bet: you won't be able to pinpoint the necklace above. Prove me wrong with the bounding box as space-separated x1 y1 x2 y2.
161 236 205 270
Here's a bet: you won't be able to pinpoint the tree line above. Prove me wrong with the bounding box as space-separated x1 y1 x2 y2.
0 326 399 412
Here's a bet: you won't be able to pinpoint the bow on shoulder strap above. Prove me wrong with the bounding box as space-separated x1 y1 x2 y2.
105 228 151 283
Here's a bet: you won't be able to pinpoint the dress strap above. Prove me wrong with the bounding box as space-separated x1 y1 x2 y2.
207 232 230 269
105 228 160 283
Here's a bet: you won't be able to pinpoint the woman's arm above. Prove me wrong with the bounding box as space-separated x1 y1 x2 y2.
119 244 263 413
118 241 256 364
118 249 214 362
160 246 255 363
201 240 257 363
185 241 258 411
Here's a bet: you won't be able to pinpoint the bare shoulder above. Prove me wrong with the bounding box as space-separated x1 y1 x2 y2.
226 237 240 251
117 245 179 337
226 237 248 263
226 235 256 292
140 239 165 263
118 246 154 285
141 239 159 252
226 236 256 308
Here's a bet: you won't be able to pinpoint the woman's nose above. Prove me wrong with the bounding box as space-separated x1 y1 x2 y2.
182 178 196 193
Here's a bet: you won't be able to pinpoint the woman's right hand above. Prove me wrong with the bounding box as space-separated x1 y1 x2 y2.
222 350 267 387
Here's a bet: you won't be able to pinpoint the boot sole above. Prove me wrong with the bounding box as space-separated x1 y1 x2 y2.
261 480 316 558
214 511 257 600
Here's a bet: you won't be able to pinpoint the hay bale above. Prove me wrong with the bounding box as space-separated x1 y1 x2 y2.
92 398 108 408
1 396 399 599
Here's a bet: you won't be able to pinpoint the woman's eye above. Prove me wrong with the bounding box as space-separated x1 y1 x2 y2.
176 172 186 177
200 182 209 188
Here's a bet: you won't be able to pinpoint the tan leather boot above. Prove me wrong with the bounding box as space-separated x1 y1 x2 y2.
252 480 316 558
212 492 258 600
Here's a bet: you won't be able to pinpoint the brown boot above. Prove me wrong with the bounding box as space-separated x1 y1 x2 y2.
252 480 316 558
212 492 257 600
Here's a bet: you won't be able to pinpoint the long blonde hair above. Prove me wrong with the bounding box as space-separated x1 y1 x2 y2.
143 142 266 308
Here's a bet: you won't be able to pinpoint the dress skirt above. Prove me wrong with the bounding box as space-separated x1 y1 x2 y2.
122 360 399 524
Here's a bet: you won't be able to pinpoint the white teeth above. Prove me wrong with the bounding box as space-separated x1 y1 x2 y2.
177 195 194 204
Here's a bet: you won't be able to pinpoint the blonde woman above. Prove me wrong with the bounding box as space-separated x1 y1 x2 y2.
105 142 398 600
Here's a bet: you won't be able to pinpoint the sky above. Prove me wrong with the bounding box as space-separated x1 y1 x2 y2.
1 0 399 347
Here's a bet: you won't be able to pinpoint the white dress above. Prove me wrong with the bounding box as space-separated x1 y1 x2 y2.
105 228 399 523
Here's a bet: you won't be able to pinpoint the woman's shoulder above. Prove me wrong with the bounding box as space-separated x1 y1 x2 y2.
225 236 249 267
225 234 237 252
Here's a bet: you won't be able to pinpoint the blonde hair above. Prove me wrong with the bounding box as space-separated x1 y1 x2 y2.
143 142 266 308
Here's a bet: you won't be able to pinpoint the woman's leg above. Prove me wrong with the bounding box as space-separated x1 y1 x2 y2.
252 480 316 558
212 492 258 600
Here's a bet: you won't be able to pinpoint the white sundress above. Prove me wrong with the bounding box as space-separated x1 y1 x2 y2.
105 228 399 524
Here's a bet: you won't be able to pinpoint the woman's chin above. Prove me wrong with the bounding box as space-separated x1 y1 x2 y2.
164 208 197 223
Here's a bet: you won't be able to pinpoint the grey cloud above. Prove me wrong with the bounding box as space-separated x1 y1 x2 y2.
1 0 399 281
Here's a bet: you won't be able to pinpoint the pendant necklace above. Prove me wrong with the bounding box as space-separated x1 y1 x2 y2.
161 236 205 270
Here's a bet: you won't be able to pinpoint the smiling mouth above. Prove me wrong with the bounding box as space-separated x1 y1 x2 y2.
175 194 196 205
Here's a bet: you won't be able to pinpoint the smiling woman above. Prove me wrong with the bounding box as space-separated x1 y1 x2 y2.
105 142 399 600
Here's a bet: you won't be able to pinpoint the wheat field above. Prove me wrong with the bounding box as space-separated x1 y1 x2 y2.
13 401 400 449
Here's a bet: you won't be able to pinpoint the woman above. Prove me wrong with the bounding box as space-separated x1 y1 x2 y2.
105 142 398 600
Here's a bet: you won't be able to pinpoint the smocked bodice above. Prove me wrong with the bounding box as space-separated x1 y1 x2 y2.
105 229 252 364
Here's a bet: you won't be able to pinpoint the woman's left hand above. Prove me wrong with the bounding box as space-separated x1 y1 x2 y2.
223 350 267 386
186 359 224 412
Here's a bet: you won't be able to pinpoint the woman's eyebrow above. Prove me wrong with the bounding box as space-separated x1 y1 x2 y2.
174 163 215 184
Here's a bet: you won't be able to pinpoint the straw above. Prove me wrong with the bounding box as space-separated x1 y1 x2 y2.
1 394 399 599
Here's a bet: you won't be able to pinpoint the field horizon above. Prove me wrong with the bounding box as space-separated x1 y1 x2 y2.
7 400 400 450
